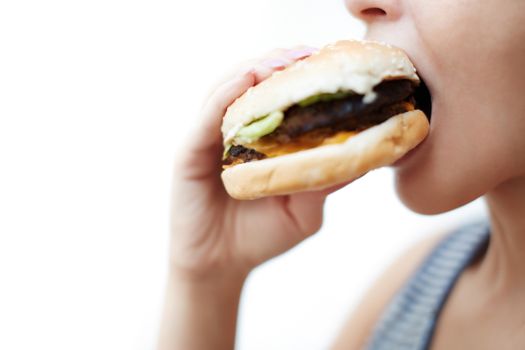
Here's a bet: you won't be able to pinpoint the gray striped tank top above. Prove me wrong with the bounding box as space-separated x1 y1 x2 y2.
366 221 490 350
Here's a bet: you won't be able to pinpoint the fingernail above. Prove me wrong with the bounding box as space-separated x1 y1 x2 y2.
261 58 288 69
287 48 318 60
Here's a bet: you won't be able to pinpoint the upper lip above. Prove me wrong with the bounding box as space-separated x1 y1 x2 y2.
372 40 434 121
366 38 433 121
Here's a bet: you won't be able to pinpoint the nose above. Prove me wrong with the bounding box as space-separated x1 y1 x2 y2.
344 0 402 23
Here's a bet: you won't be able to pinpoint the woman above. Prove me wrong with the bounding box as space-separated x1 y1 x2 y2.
159 0 525 348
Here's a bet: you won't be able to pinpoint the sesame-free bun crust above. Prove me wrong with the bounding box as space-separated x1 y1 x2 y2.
222 40 419 145
221 110 429 200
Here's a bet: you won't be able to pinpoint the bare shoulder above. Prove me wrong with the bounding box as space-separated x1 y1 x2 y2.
330 232 447 350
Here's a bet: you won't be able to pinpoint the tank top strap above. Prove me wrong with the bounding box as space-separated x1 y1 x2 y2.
366 221 490 350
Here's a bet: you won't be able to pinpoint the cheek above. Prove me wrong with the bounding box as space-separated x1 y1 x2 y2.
395 0 525 214
394 97 524 215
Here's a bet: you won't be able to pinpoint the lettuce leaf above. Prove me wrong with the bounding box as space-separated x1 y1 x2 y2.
235 111 284 144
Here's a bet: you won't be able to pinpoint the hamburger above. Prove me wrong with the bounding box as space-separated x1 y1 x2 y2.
221 40 430 200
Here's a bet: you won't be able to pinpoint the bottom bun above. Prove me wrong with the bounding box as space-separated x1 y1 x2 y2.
221 109 429 200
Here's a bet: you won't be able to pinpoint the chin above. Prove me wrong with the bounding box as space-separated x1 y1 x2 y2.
394 171 454 215
393 157 490 216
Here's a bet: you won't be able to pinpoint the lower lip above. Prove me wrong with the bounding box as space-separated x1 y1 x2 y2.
392 137 427 168
392 105 433 167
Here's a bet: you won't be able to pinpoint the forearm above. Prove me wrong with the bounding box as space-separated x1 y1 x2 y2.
158 270 246 350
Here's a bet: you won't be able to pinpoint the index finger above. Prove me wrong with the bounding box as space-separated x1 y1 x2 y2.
179 70 256 180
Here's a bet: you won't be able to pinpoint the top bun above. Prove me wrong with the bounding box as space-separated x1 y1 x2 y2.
221 40 419 145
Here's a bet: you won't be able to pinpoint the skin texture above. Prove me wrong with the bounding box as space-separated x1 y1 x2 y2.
344 0 525 214
343 1 525 349
159 1 525 349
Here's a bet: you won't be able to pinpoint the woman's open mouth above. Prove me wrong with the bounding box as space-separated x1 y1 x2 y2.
414 77 433 122
391 75 433 168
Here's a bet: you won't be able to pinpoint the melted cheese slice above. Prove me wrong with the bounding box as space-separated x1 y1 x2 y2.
246 130 358 158
238 101 415 159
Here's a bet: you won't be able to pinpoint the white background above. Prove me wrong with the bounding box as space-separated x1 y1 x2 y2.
0 1 486 349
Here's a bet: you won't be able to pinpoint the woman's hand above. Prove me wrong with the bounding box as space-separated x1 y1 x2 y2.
171 46 344 281
160 46 352 350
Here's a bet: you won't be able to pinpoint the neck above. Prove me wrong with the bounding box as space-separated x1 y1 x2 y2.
481 175 525 293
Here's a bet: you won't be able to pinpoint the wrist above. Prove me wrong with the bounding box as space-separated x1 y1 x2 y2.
159 267 247 350
170 249 252 285
170 264 249 295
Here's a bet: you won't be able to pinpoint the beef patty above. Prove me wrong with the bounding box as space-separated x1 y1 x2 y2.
223 79 416 167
